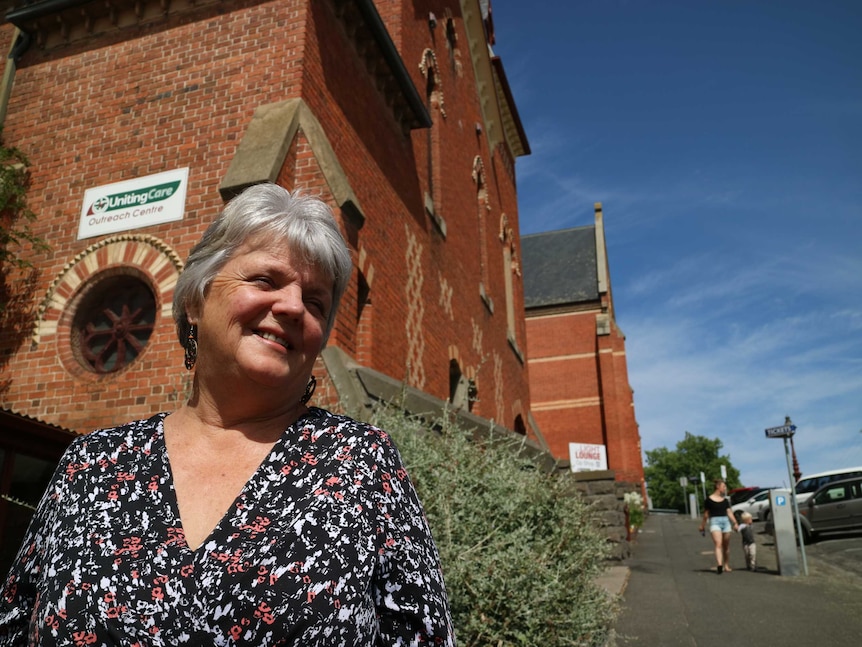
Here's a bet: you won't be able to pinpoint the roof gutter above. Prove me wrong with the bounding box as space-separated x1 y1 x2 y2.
353 0 431 129
5 0 95 29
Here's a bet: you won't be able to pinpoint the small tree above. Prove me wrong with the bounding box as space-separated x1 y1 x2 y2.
374 405 617 647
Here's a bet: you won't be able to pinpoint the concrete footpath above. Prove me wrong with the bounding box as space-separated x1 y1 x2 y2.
601 512 862 646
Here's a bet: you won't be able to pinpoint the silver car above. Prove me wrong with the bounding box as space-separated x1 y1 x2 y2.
731 489 774 521
798 476 862 543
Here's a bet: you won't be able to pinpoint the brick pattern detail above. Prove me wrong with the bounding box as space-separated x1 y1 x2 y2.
438 273 453 320
493 350 504 425
403 224 426 389
471 318 483 356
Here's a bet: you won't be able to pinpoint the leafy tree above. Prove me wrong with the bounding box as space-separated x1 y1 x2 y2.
644 432 741 511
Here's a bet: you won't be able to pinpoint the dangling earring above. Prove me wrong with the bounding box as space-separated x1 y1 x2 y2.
184 324 198 370
301 375 317 404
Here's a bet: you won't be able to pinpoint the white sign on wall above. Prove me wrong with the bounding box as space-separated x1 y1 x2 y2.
569 442 608 472
78 168 189 240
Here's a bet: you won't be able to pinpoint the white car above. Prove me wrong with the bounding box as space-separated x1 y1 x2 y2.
731 489 773 521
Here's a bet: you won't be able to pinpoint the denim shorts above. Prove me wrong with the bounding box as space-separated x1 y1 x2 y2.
709 516 732 533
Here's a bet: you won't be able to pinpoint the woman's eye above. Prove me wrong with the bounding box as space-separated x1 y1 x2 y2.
305 299 323 313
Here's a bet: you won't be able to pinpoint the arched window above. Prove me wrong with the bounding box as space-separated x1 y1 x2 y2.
513 414 527 437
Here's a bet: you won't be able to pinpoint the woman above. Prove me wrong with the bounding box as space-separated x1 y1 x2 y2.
0 183 455 645
699 478 739 574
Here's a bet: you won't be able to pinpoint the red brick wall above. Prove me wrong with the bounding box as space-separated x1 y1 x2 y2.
527 309 645 484
0 0 531 435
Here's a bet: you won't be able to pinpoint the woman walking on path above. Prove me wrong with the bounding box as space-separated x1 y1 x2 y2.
699 478 739 573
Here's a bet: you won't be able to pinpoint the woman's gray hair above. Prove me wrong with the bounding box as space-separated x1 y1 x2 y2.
172 183 352 349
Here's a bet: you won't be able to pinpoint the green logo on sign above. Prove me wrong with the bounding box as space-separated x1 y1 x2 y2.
89 181 181 215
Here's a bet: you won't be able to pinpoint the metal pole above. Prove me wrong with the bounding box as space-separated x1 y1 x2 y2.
784 436 808 575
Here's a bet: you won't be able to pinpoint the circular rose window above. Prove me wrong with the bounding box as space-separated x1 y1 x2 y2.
71 274 156 373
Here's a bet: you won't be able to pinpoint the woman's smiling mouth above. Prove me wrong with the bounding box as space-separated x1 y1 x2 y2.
256 330 292 350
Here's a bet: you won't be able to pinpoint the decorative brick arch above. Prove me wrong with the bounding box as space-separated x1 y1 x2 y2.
32 234 184 347
498 212 520 276
473 156 492 301
472 156 489 208
499 212 522 353
420 48 447 230
510 399 526 435
419 48 446 118
447 344 462 366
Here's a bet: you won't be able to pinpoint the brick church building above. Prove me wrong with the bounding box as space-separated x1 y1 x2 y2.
522 204 644 485
0 0 644 559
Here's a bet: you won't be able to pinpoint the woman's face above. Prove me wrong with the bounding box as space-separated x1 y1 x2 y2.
192 239 333 397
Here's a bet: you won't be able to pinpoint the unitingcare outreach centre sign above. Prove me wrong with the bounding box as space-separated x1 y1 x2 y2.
78 168 189 239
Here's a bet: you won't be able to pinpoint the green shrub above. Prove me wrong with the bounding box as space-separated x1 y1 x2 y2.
0 132 49 273
372 406 617 647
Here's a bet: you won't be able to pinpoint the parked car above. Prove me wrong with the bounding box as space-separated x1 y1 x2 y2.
762 466 862 522
797 476 862 544
731 489 774 521
729 486 766 506
795 467 862 504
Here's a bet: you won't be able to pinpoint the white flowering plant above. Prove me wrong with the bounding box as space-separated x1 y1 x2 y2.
624 490 645 528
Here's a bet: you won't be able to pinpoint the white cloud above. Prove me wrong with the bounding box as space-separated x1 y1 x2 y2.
621 244 862 489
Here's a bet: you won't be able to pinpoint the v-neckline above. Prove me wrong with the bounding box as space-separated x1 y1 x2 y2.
158 412 309 553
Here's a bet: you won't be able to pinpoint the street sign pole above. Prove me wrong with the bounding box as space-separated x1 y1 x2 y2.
765 420 808 576
783 436 809 576
680 476 689 516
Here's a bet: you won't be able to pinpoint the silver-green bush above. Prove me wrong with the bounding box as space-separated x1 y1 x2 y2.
372 406 617 647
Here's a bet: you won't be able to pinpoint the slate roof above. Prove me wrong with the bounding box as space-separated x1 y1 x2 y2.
521 225 598 308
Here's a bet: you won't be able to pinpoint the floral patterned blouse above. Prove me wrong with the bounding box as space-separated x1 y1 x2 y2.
0 409 454 646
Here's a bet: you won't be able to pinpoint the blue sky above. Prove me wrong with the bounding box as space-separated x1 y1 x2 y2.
491 0 862 490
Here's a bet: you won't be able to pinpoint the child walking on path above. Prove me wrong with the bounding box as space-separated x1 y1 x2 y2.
739 512 757 571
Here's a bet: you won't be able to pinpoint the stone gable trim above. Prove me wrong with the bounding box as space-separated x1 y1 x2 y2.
218 98 365 232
